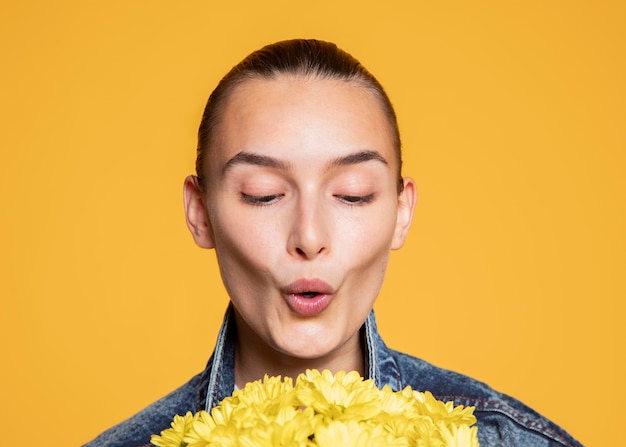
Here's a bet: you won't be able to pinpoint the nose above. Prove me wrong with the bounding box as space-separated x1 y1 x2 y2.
287 198 329 260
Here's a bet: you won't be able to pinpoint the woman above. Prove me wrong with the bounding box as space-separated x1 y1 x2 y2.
84 39 582 447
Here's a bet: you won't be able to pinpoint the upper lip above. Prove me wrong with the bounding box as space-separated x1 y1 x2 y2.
282 278 335 295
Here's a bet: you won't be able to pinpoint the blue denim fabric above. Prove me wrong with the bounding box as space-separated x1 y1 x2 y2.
83 307 583 447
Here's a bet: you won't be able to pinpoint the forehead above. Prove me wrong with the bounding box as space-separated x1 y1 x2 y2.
206 75 397 173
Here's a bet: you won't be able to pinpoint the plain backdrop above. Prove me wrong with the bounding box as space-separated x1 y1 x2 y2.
1 1 624 446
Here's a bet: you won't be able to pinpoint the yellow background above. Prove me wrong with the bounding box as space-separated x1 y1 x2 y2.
1 1 623 445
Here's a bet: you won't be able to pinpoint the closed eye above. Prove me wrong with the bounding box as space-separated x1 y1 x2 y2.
335 194 375 205
240 193 283 205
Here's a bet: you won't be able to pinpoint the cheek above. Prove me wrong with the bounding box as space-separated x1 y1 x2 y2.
337 206 397 268
210 207 282 270
210 214 280 304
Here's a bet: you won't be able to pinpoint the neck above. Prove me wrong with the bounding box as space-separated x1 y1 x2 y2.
232 311 364 388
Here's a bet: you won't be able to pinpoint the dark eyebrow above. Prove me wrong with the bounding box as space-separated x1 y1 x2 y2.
326 150 389 170
222 151 290 175
222 149 388 176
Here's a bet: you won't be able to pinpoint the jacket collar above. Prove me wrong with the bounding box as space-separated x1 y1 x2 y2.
202 305 401 410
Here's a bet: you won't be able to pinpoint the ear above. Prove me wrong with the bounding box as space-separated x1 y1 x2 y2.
183 175 215 249
391 177 417 250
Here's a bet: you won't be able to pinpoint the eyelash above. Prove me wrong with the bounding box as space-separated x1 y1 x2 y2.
240 193 283 205
240 193 375 206
335 194 375 205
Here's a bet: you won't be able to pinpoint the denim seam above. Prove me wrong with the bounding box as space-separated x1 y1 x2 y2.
365 311 378 385
204 308 231 410
196 366 208 412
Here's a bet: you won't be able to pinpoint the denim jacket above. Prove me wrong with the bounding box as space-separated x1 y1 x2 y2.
84 307 583 447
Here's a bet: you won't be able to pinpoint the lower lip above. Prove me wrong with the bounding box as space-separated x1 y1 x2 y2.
284 293 333 317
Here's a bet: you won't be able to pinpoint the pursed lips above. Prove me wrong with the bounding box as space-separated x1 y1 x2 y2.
281 278 335 296
281 278 335 316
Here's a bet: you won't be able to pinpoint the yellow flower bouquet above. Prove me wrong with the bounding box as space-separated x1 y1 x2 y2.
151 369 479 447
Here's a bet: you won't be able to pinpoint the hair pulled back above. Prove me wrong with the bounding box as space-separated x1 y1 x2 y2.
196 39 403 191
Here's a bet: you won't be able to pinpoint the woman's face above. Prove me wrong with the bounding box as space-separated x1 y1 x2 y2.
185 75 415 361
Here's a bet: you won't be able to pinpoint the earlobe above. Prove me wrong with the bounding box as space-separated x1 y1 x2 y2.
183 175 215 249
391 177 417 250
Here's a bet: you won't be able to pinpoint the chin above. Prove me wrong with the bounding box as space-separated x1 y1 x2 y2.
272 327 349 361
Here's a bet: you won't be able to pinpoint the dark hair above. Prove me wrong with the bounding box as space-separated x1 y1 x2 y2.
196 39 403 191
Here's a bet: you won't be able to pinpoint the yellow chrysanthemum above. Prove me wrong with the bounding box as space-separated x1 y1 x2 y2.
439 422 480 447
315 420 408 447
236 375 295 408
236 409 317 447
377 385 418 419
181 411 215 447
150 411 194 447
411 390 476 426
150 370 479 447
296 369 381 421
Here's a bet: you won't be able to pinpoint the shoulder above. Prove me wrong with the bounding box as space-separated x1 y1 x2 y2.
388 349 583 447
81 371 205 447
